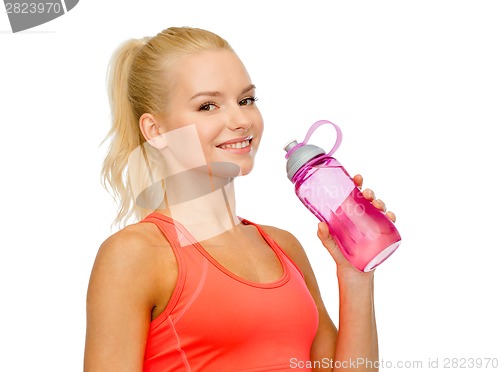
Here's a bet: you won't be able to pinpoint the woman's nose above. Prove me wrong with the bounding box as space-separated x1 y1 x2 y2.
225 105 252 132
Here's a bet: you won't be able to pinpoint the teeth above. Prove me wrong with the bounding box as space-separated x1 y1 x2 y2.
219 140 250 149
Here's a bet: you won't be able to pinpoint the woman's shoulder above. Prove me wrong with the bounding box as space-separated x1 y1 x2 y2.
256 223 306 258
99 222 168 258
257 224 297 243
92 221 173 286
257 223 321 295
88 221 175 309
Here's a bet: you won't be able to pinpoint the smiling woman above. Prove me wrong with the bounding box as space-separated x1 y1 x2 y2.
145 50 264 177
84 26 391 372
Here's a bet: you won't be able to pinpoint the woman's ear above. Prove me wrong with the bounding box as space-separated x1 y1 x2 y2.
139 113 161 141
140 113 168 149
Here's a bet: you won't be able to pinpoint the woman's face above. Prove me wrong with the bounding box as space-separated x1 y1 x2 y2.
158 50 263 176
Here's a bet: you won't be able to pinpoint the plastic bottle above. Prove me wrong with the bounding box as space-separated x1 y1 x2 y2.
284 120 401 272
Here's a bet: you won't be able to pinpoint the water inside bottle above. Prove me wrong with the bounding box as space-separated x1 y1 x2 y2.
328 187 401 271
297 164 401 271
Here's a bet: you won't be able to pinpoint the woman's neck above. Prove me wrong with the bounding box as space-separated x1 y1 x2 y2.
154 165 239 242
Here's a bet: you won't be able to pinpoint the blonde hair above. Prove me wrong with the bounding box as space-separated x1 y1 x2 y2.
101 27 233 227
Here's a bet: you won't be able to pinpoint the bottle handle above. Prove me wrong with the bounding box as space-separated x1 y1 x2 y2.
302 119 343 156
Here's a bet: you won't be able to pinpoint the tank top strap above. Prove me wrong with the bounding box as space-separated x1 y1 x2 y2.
139 212 201 329
140 213 194 250
239 218 306 281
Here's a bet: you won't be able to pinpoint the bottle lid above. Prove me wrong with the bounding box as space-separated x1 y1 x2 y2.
283 140 325 181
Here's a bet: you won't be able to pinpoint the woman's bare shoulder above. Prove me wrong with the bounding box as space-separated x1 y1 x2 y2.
258 224 303 254
102 220 166 248
90 221 174 301
97 221 171 263
258 223 318 283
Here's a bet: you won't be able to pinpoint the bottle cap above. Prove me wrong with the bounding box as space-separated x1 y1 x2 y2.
283 140 325 181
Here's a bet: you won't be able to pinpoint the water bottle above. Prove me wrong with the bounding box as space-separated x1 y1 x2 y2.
284 120 401 272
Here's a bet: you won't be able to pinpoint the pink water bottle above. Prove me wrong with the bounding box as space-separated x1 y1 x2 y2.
284 120 401 272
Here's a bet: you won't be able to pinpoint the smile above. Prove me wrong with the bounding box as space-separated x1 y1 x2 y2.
218 139 251 149
216 136 253 150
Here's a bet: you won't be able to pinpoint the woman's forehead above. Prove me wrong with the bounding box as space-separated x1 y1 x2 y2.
167 50 252 97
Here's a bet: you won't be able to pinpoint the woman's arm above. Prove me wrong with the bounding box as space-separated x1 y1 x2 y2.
84 224 172 371
315 174 395 371
264 175 394 372
318 222 379 371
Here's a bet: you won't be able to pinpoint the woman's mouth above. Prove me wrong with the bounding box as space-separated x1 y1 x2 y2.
216 136 253 153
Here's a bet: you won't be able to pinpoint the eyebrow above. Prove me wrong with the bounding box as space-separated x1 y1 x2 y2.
189 84 256 101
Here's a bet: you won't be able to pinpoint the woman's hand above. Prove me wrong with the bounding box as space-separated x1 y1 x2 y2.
317 174 396 276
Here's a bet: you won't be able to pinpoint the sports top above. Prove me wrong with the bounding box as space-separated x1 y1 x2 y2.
141 212 319 371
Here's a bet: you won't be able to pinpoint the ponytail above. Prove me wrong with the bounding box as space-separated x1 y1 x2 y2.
101 38 149 227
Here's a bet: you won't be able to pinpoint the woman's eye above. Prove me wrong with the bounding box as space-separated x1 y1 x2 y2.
239 97 258 106
199 102 218 111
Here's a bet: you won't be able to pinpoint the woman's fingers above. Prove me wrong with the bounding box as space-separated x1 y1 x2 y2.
356 175 397 223
360 184 397 222
353 174 363 188
317 222 347 264
386 211 396 223
317 222 329 241
362 188 375 201
372 198 386 212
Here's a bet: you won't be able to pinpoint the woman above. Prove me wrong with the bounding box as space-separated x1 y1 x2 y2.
84 26 395 371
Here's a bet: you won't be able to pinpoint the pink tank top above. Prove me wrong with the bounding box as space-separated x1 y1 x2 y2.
141 212 319 371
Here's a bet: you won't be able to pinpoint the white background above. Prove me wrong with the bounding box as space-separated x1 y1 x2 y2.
1 1 499 370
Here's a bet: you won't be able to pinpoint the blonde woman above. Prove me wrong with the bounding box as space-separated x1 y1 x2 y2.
84 26 395 371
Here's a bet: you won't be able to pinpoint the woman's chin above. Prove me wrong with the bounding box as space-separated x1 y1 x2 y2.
209 156 256 177
237 163 255 177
